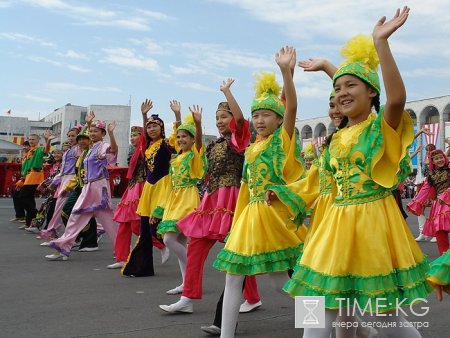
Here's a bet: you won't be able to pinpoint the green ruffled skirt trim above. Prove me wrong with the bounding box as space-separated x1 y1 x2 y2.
283 258 433 310
267 184 307 226
157 219 180 236
427 250 450 285
152 206 164 219
213 243 303 275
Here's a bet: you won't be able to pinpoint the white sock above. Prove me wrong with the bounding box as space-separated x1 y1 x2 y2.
221 274 245 338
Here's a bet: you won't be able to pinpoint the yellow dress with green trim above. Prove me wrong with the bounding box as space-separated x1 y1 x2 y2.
157 146 206 236
271 111 432 310
303 150 336 247
137 129 177 218
426 250 450 287
213 126 307 275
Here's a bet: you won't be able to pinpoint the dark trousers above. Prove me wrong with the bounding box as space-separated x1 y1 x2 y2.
122 216 155 277
45 197 57 229
19 184 38 226
62 188 98 248
12 188 25 218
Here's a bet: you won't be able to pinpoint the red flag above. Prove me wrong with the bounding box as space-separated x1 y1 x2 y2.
6 109 11 115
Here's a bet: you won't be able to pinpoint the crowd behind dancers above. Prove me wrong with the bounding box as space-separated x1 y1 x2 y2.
9 6 450 338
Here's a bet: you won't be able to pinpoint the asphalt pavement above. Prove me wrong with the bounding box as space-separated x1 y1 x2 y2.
0 198 448 338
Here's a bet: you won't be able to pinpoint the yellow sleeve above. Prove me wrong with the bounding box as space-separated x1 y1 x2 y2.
64 176 78 192
167 123 180 153
277 127 304 184
189 146 207 180
371 110 414 188
268 163 320 225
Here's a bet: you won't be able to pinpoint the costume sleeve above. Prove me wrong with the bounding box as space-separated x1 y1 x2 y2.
97 142 117 165
369 110 414 188
189 146 207 180
273 126 304 184
63 175 78 192
267 163 320 226
406 181 436 216
427 249 450 287
167 123 180 153
229 118 250 153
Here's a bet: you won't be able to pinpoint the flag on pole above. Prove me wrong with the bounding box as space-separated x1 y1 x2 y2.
423 123 440 147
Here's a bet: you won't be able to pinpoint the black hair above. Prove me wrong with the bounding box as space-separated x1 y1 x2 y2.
372 94 380 113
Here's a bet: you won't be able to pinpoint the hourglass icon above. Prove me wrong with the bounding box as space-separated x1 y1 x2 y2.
302 299 319 325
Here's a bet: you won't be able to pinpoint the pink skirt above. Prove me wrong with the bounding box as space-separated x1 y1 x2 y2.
113 181 144 223
423 193 450 236
177 187 239 241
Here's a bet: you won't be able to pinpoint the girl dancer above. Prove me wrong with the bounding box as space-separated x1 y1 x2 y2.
40 126 81 242
160 81 260 317
108 126 146 269
45 113 118 260
213 46 305 338
408 149 450 254
157 106 206 296
121 100 177 277
267 8 431 338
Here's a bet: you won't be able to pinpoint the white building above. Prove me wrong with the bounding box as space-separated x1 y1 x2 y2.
0 116 52 145
42 103 131 166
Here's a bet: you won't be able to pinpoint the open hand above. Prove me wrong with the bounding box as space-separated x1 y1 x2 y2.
220 78 235 92
189 105 202 124
107 121 116 133
141 99 153 115
276 46 296 71
170 100 181 115
373 6 410 41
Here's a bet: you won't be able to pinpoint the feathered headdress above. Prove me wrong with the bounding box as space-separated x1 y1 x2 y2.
333 35 380 94
178 114 196 137
251 72 285 117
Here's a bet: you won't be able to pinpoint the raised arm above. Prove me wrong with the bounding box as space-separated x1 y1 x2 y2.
276 46 297 138
190 105 203 152
298 58 337 79
373 6 410 129
170 100 182 129
220 78 245 132
141 99 152 127
281 49 296 103
43 130 54 155
107 121 118 154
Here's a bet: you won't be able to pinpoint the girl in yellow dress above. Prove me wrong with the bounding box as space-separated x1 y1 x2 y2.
157 106 206 296
267 8 432 338
213 46 305 338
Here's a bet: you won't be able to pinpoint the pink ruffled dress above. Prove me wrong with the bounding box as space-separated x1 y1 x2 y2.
407 166 450 237
177 118 250 241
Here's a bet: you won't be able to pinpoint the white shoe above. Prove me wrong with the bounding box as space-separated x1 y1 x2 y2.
78 247 98 252
36 235 41 239
18 225 27 229
415 234 430 242
161 247 169 264
166 285 183 295
107 262 125 269
430 237 437 242
25 227 39 233
200 325 221 335
40 241 51 246
159 302 193 313
10 217 24 222
18 219 26 223
45 253 68 261
239 300 262 313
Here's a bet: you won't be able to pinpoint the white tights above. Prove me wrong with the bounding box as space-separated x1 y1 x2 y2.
221 272 290 338
163 232 187 283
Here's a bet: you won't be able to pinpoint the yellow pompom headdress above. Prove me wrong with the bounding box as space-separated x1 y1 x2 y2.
303 143 315 160
251 72 285 117
333 35 380 94
178 114 196 137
